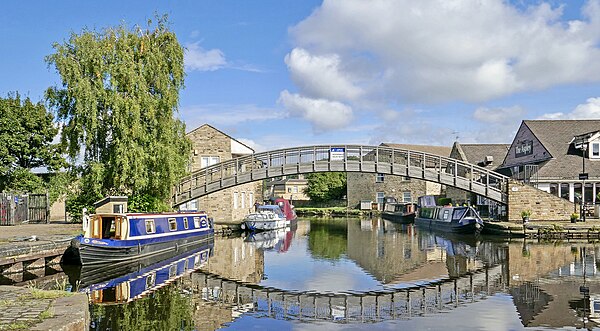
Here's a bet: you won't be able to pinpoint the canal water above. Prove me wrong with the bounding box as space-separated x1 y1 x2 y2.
65 217 600 330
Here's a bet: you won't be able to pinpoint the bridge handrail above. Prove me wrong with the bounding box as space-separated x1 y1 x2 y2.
173 144 510 206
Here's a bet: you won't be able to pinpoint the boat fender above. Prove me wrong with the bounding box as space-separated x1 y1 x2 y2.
241 223 246 230
138 243 141 254
175 243 179 252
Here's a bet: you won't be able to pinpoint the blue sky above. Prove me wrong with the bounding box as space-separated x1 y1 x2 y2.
2 0 600 152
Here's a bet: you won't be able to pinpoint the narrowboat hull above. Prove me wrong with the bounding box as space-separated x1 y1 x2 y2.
414 217 482 234
63 229 214 266
381 212 415 224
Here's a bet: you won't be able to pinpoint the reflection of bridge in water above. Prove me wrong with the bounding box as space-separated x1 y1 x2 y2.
192 241 509 323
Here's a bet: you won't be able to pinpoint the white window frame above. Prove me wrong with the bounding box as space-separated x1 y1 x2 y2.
168 218 177 231
200 156 220 169
241 192 246 209
402 191 412 203
591 142 600 159
376 173 385 183
233 192 239 209
376 192 385 204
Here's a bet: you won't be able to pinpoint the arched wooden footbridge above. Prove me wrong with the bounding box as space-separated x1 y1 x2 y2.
172 145 510 207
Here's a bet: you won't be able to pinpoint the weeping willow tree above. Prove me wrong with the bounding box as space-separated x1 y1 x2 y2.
46 16 190 209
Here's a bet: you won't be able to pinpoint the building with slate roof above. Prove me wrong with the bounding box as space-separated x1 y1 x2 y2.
447 142 510 217
499 120 600 215
183 124 263 225
346 143 452 209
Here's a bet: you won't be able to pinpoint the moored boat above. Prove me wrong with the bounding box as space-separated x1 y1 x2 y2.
241 205 287 231
415 205 484 234
381 197 416 224
62 210 214 266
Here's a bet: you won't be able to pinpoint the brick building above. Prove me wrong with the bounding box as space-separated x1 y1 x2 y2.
346 143 451 209
183 124 262 226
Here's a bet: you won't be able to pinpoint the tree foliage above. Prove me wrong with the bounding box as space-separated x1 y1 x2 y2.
0 93 65 192
46 16 190 205
304 172 347 203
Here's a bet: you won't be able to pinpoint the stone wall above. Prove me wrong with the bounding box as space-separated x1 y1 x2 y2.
508 181 574 222
346 172 431 209
186 125 262 225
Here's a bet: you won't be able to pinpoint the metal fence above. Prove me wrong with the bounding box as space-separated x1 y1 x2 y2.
0 193 49 225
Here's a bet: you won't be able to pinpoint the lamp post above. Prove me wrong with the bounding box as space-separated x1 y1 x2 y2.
582 144 587 222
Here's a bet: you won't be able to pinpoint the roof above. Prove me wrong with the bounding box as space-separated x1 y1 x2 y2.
517 120 600 179
380 143 452 157
186 124 254 153
456 143 510 170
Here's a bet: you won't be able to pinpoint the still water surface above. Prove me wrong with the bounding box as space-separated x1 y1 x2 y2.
68 217 600 330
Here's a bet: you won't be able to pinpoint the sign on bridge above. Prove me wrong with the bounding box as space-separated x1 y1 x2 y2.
329 148 345 161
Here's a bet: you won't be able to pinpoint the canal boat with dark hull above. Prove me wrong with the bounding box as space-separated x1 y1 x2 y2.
415 206 484 234
381 197 416 224
62 211 214 266
76 241 213 304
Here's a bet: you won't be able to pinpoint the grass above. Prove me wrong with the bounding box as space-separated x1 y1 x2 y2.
4 321 31 330
29 288 72 300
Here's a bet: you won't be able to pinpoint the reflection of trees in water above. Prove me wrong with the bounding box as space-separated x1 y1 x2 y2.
90 281 194 331
308 219 348 260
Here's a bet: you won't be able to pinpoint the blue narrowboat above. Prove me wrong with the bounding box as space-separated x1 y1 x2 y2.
63 211 214 266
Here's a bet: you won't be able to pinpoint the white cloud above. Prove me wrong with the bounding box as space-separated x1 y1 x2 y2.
285 48 363 101
278 90 353 131
473 106 526 124
540 97 600 119
471 106 525 143
288 0 600 104
180 104 285 131
184 42 227 72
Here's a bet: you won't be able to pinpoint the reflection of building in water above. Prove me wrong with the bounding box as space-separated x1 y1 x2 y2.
200 236 264 284
346 218 429 283
508 243 600 329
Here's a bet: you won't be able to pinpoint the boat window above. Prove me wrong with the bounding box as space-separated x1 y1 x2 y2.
145 219 156 234
168 218 177 231
442 210 450 220
452 208 468 221
193 217 200 228
183 217 189 229
91 215 102 238
169 265 177 278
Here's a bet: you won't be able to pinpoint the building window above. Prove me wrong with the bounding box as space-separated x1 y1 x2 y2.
145 219 155 234
574 183 583 202
233 192 238 209
376 173 385 183
376 192 385 204
585 183 594 203
249 192 254 207
549 183 558 197
293 186 298 193
560 183 570 200
183 217 189 229
168 218 177 231
592 143 600 159
403 191 412 203
287 187 292 193
241 192 246 209
401 176 411 181
200 156 220 168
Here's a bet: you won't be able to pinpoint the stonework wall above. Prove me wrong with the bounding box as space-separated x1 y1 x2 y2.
187 125 233 171
508 181 574 222
445 187 469 204
186 125 262 225
346 172 430 209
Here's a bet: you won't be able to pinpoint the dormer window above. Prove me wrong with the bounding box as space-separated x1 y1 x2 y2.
591 142 600 159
